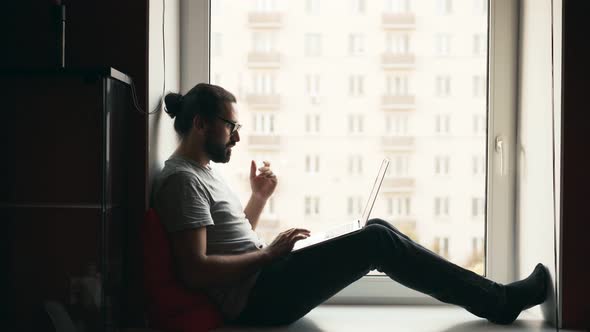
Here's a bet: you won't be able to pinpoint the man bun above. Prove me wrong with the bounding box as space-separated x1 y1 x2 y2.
164 93 183 119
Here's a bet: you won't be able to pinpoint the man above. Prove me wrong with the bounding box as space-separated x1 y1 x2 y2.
152 83 548 326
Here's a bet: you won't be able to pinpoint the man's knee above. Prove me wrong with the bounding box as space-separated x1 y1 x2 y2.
366 218 389 227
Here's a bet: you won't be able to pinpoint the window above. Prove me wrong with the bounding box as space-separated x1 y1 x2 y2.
435 34 451 56
305 0 320 14
212 73 222 86
305 154 320 174
435 75 451 97
436 0 452 15
435 114 451 134
348 155 363 175
255 0 276 12
212 33 222 57
252 31 277 52
434 196 450 217
348 75 364 97
304 196 320 217
385 0 410 13
473 0 487 15
305 74 321 98
305 33 322 57
386 33 410 54
265 197 277 217
472 75 486 97
252 113 275 134
385 114 409 135
252 73 276 94
387 154 410 176
471 197 485 218
434 155 450 175
347 196 364 215
387 196 412 217
433 237 450 258
473 34 486 56
348 33 366 56
348 114 364 134
351 0 366 14
386 75 409 96
305 114 321 133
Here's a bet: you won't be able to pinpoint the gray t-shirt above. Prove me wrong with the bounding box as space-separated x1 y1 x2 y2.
151 155 265 320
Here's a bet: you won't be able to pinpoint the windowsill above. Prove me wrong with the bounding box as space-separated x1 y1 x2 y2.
214 305 572 332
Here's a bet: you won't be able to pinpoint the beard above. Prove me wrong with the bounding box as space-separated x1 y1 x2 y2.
204 136 233 163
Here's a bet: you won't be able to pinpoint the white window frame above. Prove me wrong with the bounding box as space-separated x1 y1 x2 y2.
181 0 517 304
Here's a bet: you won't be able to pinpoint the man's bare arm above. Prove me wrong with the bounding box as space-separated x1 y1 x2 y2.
243 194 267 230
170 226 310 290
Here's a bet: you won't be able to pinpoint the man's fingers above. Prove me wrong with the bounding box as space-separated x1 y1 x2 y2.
250 160 257 180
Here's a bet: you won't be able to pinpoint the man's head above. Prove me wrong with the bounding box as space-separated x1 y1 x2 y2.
164 83 240 163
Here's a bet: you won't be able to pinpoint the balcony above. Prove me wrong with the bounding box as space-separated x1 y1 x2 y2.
381 94 416 110
382 13 416 30
381 53 415 69
246 94 281 109
382 177 415 192
248 12 283 28
248 135 281 150
247 51 281 68
381 136 414 151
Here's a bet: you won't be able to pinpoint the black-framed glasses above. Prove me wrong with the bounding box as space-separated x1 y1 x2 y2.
216 115 242 135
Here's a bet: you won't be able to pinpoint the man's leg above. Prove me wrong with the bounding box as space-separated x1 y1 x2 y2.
234 219 547 326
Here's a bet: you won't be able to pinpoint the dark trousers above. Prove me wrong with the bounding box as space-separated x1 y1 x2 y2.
234 218 507 326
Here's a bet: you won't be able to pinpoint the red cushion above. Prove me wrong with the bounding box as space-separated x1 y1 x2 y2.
141 208 223 332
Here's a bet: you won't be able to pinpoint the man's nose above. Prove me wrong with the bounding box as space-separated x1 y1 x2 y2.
232 130 240 142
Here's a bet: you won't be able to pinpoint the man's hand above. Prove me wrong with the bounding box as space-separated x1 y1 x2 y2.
250 160 278 200
263 228 311 260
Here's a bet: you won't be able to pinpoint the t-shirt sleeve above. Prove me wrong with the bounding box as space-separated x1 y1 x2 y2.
155 171 215 232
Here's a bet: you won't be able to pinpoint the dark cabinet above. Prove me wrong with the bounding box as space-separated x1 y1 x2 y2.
1 68 132 332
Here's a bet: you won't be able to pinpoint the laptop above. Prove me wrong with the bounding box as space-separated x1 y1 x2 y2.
292 158 390 252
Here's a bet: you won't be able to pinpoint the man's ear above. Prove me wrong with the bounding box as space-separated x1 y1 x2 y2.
192 114 207 133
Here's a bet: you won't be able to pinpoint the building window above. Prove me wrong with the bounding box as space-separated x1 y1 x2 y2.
387 196 412 217
348 75 364 97
435 114 451 134
386 33 410 54
348 196 364 215
436 0 452 15
305 33 322 57
385 114 409 136
265 197 276 217
471 197 485 218
305 74 321 99
472 114 486 135
348 114 364 134
305 0 320 14
348 33 366 56
255 0 276 12
433 237 450 258
435 34 451 56
434 196 450 217
387 154 410 176
385 0 410 13
386 75 409 96
473 0 487 15
472 75 486 97
304 196 320 216
305 114 321 134
472 237 484 255
473 34 486 56
434 155 450 176
252 73 276 94
348 155 363 175
252 113 275 134
351 0 366 14
435 75 451 97
305 155 320 174
252 31 277 52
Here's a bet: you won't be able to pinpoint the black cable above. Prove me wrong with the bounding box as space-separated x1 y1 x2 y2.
550 0 560 331
131 0 166 115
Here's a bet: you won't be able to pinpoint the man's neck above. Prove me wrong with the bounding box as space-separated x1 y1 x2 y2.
175 139 210 167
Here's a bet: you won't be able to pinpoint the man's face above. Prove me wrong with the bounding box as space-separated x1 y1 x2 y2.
203 102 240 163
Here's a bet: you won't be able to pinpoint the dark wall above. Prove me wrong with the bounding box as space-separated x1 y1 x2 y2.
561 1 590 330
1 0 149 328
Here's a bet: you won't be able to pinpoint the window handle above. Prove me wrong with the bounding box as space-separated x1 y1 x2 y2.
495 136 508 176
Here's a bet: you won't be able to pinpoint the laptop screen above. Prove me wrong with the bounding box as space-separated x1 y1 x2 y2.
359 158 390 225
